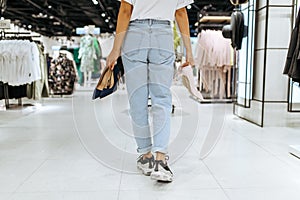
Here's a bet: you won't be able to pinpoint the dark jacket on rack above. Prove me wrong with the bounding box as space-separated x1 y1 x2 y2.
283 9 300 83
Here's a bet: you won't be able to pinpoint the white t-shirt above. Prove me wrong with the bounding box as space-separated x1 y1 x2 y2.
123 0 194 22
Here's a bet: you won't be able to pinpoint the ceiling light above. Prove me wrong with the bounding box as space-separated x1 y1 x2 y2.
101 13 105 17
49 16 54 19
187 5 192 9
48 5 52 9
105 19 109 23
92 0 98 5
28 25 32 29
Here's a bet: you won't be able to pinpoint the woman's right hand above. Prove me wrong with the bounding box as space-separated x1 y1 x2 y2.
186 50 195 67
106 49 121 70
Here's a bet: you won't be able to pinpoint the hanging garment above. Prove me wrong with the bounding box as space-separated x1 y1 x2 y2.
283 8 300 83
48 54 77 95
195 30 232 68
0 82 27 100
27 44 49 100
0 40 41 86
68 47 83 84
93 38 102 75
78 35 97 73
194 30 233 98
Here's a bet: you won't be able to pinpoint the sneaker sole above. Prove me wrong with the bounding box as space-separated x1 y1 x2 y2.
150 171 173 182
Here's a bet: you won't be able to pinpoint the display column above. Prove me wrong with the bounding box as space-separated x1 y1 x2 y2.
235 0 300 126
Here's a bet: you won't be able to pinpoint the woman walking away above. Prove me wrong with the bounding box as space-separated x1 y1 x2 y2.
106 0 194 182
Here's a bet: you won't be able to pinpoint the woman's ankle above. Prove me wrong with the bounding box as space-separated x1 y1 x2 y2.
143 151 153 159
155 152 166 161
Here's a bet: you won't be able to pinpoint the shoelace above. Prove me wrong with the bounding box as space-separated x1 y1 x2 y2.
154 155 170 172
137 155 154 169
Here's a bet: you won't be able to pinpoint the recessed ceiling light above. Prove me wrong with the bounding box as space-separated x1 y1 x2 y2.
92 0 98 5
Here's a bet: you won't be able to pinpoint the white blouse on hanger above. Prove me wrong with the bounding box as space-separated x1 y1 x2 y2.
0 40 41 86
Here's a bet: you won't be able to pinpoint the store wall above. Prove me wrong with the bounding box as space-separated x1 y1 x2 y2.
253 0 292 102
235 0 300 127
40 36 81 56
40 36 61 56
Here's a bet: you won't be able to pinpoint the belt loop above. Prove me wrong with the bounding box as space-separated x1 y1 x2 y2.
149 19 153 26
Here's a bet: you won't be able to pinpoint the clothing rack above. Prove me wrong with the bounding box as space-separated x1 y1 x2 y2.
199 24 225 31
0 31 35 109
198 15 231 33
199 16 231 23
195 18 236 104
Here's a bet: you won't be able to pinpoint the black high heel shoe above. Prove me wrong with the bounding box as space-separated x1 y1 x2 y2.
92 57 124 100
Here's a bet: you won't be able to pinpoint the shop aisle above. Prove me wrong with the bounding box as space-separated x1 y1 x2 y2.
1 86 300 200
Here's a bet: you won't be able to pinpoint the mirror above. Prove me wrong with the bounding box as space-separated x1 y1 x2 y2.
234 0 255 108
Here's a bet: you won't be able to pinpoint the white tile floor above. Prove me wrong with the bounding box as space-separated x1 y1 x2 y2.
1 86 300 200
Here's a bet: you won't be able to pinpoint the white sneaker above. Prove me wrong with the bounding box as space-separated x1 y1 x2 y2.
137 155 155 176
150 159 173 182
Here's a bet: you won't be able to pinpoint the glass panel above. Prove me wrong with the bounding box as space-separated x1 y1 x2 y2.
235 0 256 107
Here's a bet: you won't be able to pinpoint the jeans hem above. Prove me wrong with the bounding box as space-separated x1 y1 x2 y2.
152 147 168 154
137 145 153 154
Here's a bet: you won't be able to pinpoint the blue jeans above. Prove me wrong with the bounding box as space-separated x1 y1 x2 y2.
121 19 175 154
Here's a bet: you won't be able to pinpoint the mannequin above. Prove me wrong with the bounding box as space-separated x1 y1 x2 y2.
78 26 97 87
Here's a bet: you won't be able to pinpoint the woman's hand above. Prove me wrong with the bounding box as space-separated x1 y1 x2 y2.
106 49 120 70
186 51 195 67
